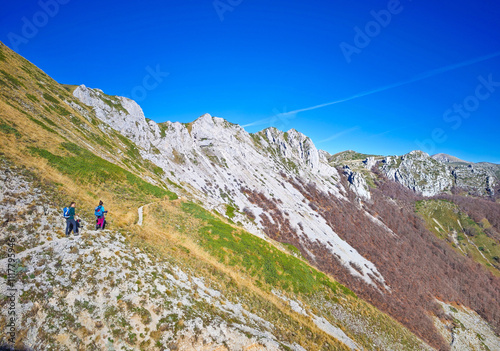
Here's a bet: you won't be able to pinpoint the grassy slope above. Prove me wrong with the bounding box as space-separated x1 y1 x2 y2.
0 42 431 349
416 199 500 276
0 41 177 223
136 200 429 350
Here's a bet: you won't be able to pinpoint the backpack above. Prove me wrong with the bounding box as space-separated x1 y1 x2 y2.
94 205 104 217
63 207 70 219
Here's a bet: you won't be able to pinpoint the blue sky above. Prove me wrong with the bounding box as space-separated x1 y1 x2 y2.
1 0 499 162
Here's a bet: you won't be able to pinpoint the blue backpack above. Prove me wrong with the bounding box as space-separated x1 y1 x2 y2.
95 206 104 217
63 207 70 219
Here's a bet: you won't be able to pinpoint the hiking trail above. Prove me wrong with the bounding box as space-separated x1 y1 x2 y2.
137 205 144 226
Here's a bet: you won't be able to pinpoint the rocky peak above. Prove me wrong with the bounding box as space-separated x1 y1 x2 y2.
258 127 320 170
343 165 371 200
380 151 453 196
73 85 155 150
380 150 498 197
191 113 246 144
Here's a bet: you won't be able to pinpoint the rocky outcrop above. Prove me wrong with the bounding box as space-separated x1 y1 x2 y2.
362 157 377 170
451 164 497 196
380 151 498 197
380 151 453 197
73 85 156 150
343 166 371 200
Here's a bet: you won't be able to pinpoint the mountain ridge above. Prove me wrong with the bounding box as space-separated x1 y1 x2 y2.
69 83 500 349
72 83 500 199
1 41 500 350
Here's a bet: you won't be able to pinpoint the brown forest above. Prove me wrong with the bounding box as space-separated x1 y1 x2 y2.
242 171 500 351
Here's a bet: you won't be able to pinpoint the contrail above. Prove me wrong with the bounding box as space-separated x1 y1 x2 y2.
279 51 500 117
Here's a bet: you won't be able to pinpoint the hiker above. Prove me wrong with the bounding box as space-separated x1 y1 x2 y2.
95 200 108 230
64 202 79 237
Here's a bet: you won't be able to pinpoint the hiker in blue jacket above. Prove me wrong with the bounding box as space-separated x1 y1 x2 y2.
64 202 79 237
95 200 108 230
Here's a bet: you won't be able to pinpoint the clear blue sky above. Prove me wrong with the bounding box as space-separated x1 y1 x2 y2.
1 0 499 162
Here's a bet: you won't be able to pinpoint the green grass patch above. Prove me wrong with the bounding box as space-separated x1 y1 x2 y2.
283 243 303 258
330 150 377 163
158 122 170 138
0 69 25 88
181 202 355 296
0 122 22 138
28 142 175 201
416 199 500 275
151 165 165 177
43 92 59 104
40 115 58 127
26 93 39 103
166 177 182 189
28 116 58 134
116 133 141 161
49 103 71 116
90 132 114 150
0 45 6 62
225 204 236 219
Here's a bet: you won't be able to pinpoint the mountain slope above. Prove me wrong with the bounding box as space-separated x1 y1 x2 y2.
1 41 500 350
72 85 387 288
69 81 500 349
0 42 438 350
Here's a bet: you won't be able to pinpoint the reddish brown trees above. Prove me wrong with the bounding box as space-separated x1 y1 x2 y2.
241 174 500 350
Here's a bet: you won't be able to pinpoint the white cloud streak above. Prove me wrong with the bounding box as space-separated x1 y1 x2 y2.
241 52 500 130
280 51 500 117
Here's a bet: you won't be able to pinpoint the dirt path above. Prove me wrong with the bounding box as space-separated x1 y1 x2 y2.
137 205 144 226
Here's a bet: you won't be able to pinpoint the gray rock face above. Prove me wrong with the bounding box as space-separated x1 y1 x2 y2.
343 166 371 200
363 157 377 170
381 151 498 197
380 151 453 197
451 164 497 196
73 85 156 150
